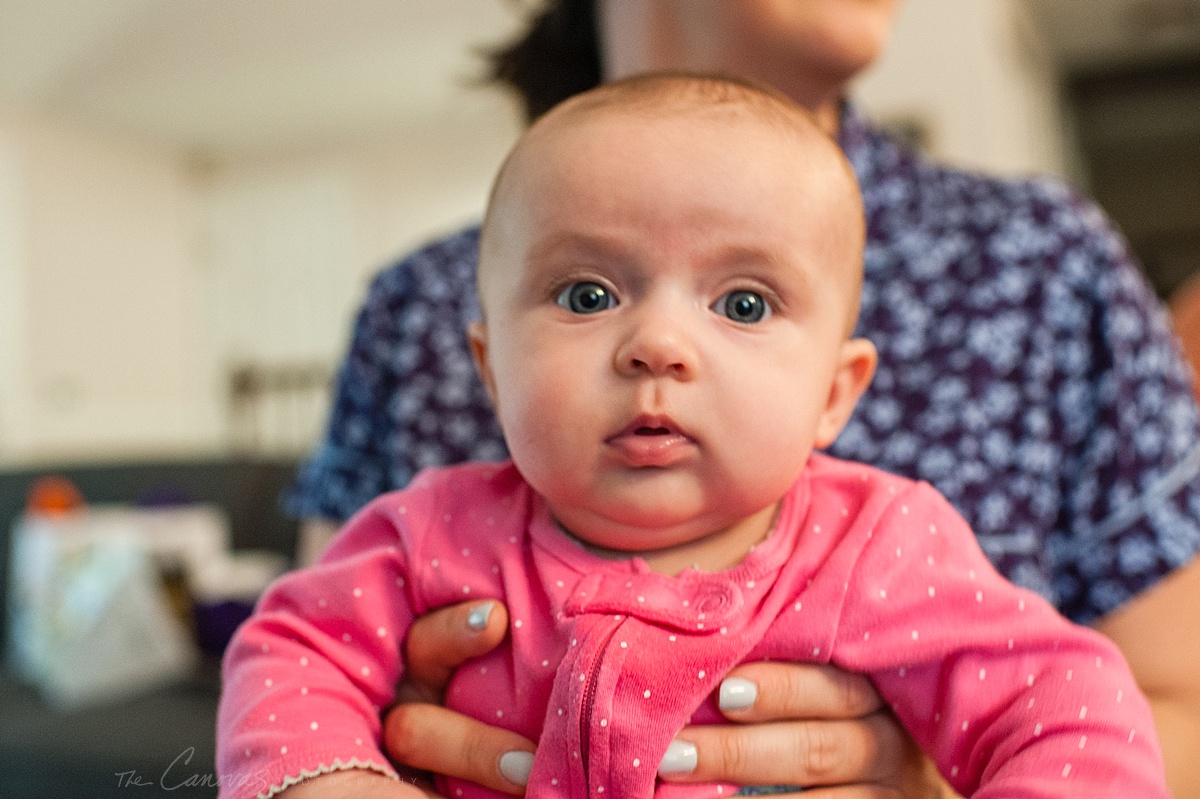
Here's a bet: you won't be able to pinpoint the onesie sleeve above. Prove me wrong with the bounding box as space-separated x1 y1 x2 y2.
216 498 418 799
833 482 1168 798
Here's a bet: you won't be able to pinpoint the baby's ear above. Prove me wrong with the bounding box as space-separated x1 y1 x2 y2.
468 321 499 411
814 337 877 449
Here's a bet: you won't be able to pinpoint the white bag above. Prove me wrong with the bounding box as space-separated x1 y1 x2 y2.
6 506 223 709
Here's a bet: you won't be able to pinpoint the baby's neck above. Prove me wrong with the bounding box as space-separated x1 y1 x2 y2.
562 503 780 577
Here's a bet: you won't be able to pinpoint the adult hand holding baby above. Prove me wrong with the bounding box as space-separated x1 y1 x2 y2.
386 599 536 796
385 600 961 798
276 605 521 799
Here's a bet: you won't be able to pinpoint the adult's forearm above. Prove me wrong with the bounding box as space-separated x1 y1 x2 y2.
1146 692 1200 799
1092 557 1200 799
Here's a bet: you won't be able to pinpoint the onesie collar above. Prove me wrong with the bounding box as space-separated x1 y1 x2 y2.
526 468 813 632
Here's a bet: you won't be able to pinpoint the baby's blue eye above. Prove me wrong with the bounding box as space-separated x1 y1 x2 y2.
557 282 616 314
715 290 769 323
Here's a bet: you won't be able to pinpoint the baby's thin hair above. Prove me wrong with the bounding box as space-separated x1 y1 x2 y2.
556 70 824 133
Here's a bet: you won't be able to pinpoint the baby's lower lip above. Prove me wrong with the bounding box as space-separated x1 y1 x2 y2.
606 430 695 467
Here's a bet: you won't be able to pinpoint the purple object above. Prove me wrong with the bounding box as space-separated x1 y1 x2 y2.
192 599 256 656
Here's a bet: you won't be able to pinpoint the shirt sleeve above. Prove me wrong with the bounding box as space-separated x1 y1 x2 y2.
283 227 506 523
1043 189 1200 622
216 500 416 799
833 481 1168 798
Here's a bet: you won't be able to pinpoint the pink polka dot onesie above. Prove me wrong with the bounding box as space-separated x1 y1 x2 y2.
216 455 1168 798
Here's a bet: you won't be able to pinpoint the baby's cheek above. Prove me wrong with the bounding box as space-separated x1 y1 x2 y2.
500 390 586 494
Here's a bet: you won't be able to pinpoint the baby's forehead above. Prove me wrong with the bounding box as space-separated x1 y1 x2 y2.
493 73 854 196
523 94 827 168
492 101 850 226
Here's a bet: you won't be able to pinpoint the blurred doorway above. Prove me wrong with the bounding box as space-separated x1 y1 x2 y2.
1067 57 1200 384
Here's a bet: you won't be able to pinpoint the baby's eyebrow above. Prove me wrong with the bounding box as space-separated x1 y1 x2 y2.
525 230 633 267
690 240 816 290
701 243 791 271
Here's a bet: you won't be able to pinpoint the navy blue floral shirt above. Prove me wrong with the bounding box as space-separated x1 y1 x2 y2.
287 104 1200 624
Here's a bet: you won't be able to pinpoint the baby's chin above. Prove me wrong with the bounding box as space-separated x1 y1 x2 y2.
551 508 704 551
553 503 780 575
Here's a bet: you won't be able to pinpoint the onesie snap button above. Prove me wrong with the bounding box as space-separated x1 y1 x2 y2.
565 573 743 631
695 589 732 616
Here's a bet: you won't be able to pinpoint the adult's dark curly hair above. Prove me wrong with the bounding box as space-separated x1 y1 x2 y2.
486 0 604 123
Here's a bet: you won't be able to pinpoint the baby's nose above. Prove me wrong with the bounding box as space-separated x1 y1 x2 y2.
614 311 699 379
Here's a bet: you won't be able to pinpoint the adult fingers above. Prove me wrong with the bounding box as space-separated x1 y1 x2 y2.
715 661 885 722
386 601 518 794
402 599 509 696
659 713 906 787
384 702 535 796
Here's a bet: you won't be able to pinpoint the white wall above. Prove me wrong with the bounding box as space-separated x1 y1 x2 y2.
0 85 520 465
0 127 31 460
853 0 1068 178
202 93 520 369
0 112 220 465
196 94 521 454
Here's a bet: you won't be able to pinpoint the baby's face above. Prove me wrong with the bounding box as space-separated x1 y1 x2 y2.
472 107 874 556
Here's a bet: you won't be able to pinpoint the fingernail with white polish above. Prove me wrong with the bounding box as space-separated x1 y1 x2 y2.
718 677 758 712
658 740 698 776
467 601 496 632
498 750 534 786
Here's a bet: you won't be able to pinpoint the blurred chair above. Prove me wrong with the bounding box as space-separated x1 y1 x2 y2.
228 360 332 456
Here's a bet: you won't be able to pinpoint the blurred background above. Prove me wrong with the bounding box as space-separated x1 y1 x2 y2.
0 0 1197 796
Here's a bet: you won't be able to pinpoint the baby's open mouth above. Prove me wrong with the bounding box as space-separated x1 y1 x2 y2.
606 416 694 467
635 426 672 435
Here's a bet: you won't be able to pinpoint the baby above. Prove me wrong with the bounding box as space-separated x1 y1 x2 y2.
217 74 1168 798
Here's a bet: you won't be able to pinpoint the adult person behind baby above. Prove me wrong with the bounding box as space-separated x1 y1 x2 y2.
286 1 1200 796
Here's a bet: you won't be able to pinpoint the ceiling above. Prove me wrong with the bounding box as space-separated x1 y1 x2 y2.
0 0 527 158
0 0 1197 160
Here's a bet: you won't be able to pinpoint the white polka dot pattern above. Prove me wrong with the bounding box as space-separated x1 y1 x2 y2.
220 458 1168 799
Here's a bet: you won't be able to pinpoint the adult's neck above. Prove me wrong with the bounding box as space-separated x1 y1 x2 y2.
733 58 846 138
598 1 848 139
